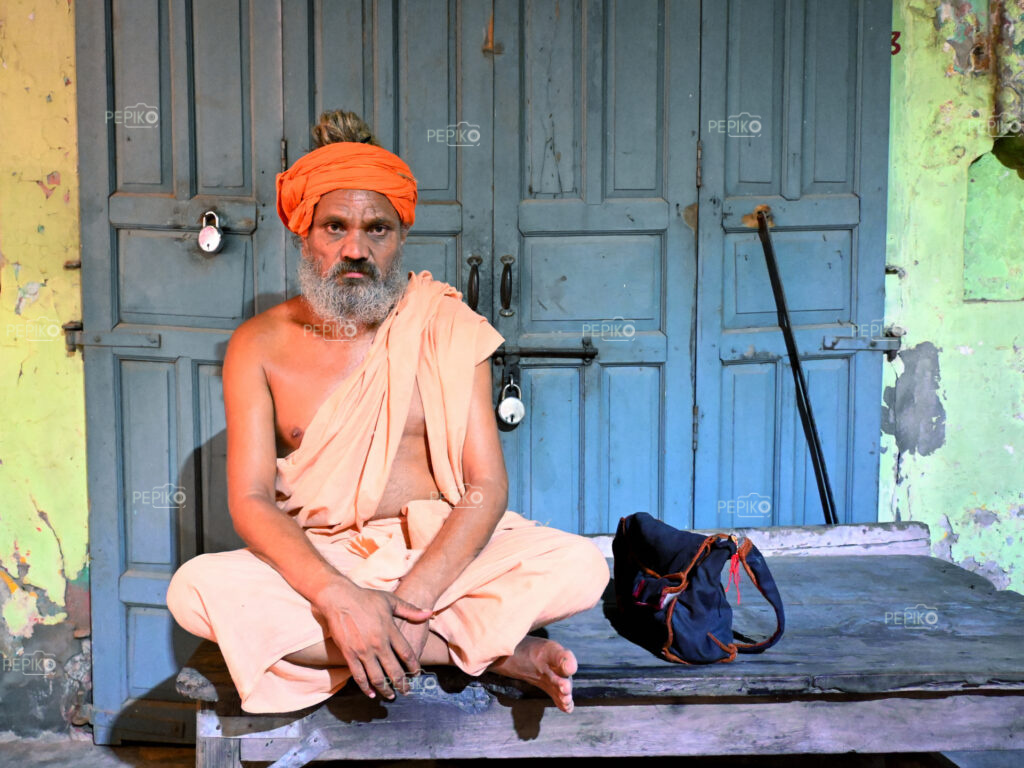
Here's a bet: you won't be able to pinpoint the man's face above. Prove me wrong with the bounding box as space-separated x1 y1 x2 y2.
297 188 409 327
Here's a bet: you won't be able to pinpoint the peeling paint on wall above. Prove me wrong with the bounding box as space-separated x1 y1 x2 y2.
994 0 1024 128
881 342 948 456
0 0 89 736
883 0 1024 595
963 152 1024 300
931 0 991 75
959 555 1012 588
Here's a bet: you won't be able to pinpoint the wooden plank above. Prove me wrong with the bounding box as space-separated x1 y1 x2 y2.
590 521 931 558
179 554 1024 708
235 694 1024 760
183 550 1024 761
196 735 241 768
942 751 1024 768
197 706 301 740
552 556 1024 695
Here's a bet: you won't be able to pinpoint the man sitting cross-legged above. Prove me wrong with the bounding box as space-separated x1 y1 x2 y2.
167 110 610 715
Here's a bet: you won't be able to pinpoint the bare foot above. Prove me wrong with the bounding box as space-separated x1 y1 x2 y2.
487 635 579 713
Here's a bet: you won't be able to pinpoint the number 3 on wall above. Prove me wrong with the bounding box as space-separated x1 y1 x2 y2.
891 31 901 56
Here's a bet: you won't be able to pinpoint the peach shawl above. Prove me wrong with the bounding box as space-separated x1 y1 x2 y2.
273 271 503 532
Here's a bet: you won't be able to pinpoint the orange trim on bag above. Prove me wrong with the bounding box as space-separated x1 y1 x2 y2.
658 534 741 664
706 632 738 662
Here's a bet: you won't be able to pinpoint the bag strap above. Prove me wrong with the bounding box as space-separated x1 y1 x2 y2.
731 538 786 653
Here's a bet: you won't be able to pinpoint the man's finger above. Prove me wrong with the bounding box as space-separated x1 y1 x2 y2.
360 654 395 700
389 625 422 677
389 596 433 621
379 642 412 696
340 649 376 699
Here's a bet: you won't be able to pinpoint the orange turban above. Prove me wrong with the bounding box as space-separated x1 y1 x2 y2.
276 143 418 236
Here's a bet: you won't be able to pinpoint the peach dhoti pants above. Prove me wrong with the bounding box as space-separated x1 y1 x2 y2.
166 500 610 713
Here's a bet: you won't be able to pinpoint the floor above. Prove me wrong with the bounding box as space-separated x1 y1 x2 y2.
0 733 991 768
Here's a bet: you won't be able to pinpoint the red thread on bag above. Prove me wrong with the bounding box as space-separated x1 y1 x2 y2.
725 552 742 604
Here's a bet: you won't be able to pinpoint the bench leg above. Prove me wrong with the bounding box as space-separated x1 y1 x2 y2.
196 736 242 768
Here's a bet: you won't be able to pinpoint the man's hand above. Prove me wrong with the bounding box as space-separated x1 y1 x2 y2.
392 616 431 664
312 580 432 700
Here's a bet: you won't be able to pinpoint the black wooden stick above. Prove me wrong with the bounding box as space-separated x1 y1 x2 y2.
755 211 839 526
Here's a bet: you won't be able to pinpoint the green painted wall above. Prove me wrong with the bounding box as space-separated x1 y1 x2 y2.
0 0 1021 735
881 0 1024 591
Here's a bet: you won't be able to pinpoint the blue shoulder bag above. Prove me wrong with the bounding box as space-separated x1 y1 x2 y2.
612 512 785 664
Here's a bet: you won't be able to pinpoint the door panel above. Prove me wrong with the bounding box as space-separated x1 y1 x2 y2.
78 0 285 744
694 0 891 527
493 0 700 533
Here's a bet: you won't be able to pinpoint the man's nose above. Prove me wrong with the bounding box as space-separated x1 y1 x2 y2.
336 229 371 261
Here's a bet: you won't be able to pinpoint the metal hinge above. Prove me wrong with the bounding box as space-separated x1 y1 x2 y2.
696 140 703 189
692 405 700 452
281 138 288 172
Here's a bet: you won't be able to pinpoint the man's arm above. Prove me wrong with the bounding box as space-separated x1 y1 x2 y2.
222 320 348 600
221 321 429 699
393 357 509 614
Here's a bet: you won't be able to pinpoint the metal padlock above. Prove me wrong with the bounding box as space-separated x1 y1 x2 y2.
496 380 525 426
198 211 224 254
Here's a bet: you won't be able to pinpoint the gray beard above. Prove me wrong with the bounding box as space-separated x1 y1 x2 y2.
297 250 408 328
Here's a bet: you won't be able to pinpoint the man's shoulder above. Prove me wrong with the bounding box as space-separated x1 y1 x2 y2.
226 298 301 359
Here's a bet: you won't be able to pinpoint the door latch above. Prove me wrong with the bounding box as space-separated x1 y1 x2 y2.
822 325 904 361
63 322 162 356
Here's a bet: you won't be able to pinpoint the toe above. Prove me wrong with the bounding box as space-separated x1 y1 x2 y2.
557 650 578 677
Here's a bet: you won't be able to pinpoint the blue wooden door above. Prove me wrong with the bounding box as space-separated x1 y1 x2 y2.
78 0 497 745
693 0 892 528
492 0 699 532
77 0 889 746
76 0 289 744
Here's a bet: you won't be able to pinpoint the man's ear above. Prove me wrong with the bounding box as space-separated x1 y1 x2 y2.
399 224 409 244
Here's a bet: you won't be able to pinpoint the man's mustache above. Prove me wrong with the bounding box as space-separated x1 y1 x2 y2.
327 260 380 281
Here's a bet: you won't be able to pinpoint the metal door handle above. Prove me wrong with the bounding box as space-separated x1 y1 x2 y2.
499 255 514 317
466 256 482 310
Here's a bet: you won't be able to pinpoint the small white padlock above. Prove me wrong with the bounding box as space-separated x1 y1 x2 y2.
496 380 525 426
198 211 225 254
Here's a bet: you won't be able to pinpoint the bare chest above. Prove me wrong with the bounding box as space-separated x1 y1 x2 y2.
264 336 426 459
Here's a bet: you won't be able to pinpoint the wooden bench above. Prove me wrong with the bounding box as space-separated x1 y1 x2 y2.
175 523 1024 767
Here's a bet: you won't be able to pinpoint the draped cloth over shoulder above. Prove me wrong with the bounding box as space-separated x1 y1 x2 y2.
167 271 612 713
273 271 496 532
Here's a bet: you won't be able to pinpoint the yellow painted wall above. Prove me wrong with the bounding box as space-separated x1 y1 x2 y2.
0 0 90 730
